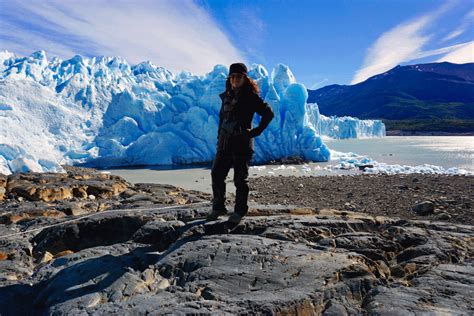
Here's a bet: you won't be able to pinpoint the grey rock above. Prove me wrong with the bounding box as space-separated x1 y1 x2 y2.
0 202 472 315
31 213 152 258
434 212 452 220
132 219 185 251
413 200 435 215
364 263 474 315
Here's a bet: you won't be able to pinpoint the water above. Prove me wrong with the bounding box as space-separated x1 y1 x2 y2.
324 136 474 171
105 136 473 193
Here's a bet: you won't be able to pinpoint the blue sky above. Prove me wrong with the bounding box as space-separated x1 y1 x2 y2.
0 0 473 88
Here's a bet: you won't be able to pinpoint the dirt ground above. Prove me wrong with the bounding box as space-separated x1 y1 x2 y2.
243 174 473 225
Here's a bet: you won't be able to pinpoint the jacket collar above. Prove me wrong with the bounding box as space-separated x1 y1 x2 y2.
219 91 226 101
219 88 248 101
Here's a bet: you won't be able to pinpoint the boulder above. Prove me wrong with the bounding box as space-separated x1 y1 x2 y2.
412 201 435 215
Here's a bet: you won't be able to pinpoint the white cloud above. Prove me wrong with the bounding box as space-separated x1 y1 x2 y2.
351 1 468 84
351 16 432 84
437 41 474 63
412 41 472 60
224 5 267 62
443 9 474 41
309 78 329 90
0 0 245 74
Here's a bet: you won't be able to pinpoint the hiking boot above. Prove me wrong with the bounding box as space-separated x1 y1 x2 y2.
227 212 243 225
206 207 228 221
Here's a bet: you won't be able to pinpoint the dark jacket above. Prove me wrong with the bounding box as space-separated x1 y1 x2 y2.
217 88 275 153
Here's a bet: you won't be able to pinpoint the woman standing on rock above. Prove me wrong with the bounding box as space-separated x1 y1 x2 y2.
207 63 275 224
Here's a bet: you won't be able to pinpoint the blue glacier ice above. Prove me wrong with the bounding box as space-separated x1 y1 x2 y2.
305 103 385 139
0 51 386 174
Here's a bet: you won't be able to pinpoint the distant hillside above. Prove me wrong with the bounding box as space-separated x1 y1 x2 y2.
307 62 474 133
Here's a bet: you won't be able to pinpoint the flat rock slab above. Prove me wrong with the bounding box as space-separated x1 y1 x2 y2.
22 235 374 315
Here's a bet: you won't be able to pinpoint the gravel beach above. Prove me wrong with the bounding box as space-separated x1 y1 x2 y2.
245 174 473 225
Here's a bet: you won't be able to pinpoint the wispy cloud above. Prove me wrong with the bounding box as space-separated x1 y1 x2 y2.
221 4 267 63
443 9 474 42
0 0 245 74
437 41 474 63
351 1 472 84
309 78 329 90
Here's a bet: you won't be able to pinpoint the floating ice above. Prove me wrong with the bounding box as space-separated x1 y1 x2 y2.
330 150 473 176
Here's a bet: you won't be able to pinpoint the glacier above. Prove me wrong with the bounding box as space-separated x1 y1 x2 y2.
0 50 384 175
305 103 385 139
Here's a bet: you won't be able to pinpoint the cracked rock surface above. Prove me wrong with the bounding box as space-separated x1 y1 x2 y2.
0 168 472 315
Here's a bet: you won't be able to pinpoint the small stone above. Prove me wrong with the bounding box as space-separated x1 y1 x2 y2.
404 263 417 275
121 189 137 198
40 251 54 264
413 201 435 216
157 278 170 290
434 212 451 220
88 194 96 200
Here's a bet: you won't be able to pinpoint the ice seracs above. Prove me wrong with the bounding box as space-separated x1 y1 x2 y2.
305 103 386 139
1 51 340 174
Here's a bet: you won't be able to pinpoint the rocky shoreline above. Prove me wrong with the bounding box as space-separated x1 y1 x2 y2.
386 130 474 136
0 167 472 315
247 173 474 225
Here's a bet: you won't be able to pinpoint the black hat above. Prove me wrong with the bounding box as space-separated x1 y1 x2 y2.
229 62 247 75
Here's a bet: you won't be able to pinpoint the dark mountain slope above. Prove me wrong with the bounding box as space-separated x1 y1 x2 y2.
307 62 474 133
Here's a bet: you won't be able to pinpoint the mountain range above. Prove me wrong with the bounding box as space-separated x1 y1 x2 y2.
307 62 474 133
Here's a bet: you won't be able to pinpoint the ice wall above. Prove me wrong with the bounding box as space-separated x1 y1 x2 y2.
305 103 386 139
0 51 332 174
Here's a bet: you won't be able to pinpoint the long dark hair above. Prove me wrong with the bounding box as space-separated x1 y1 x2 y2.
225 73 260 97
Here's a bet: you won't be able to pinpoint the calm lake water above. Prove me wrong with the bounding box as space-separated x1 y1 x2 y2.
324 136 474 171
106 136 473 193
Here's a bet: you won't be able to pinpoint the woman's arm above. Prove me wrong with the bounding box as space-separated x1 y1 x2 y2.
248 93 274 137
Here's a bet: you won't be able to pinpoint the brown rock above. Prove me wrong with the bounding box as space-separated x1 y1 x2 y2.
34 185 74 202
4 170 131 203
72 186 88 199
54 250 74 258
39 251 54 263
1 213 26 224
85 180 128 199
6 179 37 200
0 173 7 187
0 252 8 261
404 262 417 275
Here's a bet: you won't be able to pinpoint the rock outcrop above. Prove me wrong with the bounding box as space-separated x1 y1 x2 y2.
0 168 472 315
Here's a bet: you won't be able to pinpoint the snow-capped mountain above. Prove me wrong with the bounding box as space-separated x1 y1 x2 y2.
0 51 385 174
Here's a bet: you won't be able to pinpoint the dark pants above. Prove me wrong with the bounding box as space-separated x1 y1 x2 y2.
211 142 252 216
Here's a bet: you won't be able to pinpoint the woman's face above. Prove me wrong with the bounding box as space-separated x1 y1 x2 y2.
229 73 245 89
